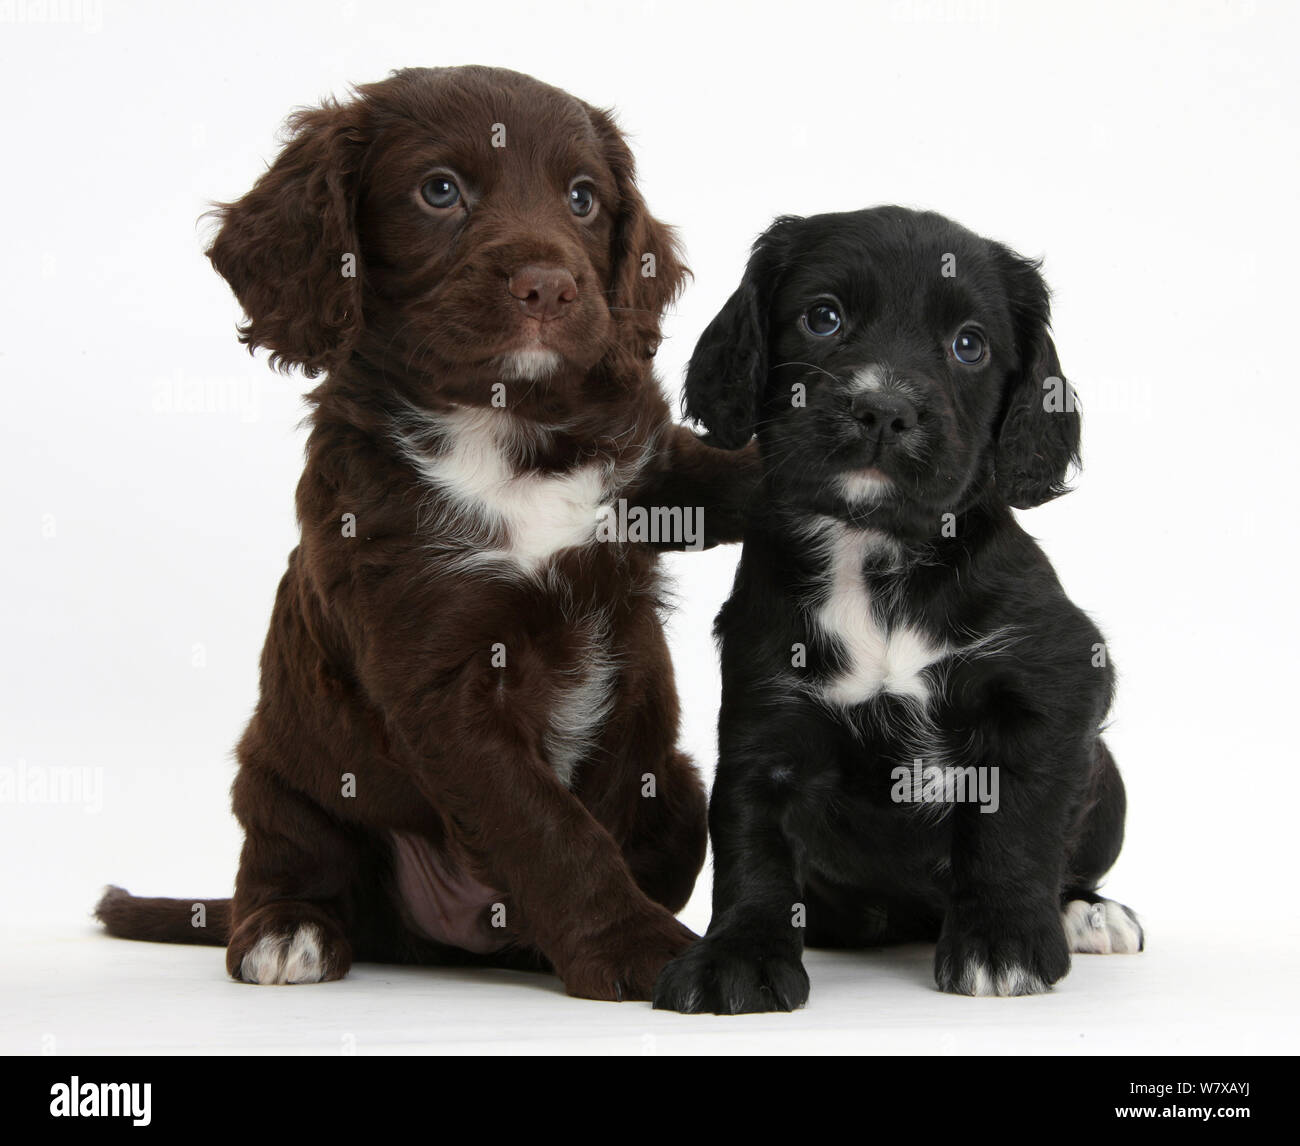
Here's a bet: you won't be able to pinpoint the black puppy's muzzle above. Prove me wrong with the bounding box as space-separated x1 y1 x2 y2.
848 391 919 449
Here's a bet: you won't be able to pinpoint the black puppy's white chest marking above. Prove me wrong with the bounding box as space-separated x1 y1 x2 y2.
809 521 948 708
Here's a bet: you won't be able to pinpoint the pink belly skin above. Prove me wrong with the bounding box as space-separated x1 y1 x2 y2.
390 831 516 954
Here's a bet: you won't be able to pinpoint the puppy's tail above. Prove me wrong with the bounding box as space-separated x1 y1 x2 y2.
94 885 230 946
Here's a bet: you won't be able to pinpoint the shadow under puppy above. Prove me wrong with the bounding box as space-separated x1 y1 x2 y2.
654 207 1141 1014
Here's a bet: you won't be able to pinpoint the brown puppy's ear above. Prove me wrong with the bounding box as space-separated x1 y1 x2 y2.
585 105 688 360
207 100 367 377
992 247 1082 509
682 216 800 449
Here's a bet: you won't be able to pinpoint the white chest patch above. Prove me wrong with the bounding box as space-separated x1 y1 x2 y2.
396 406 615 575
812 522 948 708
544 611 620 787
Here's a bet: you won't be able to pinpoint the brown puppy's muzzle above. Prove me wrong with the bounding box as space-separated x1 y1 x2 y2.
509 265 579 323
431 234 610 372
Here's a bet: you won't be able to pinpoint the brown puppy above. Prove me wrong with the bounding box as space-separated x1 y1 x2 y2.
96 66 756 1001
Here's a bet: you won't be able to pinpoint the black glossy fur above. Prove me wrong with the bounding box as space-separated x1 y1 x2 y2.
654 207 1141 1013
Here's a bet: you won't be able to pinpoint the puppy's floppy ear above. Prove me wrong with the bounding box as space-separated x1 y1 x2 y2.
992 247 1082 509
207 99 368 377
683 216 799 449
585 105 688 360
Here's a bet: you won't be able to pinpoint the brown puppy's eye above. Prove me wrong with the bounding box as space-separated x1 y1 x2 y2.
569 182 597 219
952 328 987 365
420 176 461 210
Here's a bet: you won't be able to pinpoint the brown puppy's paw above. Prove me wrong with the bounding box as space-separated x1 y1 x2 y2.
560 910 697 1002
226 902 352 985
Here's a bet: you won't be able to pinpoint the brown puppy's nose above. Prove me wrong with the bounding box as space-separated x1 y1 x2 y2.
508 265 578 321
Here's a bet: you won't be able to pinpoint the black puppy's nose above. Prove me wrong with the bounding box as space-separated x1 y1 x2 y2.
850 392 918 442
509 265 578 321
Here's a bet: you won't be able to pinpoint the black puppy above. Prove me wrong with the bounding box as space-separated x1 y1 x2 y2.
654 207 1141 1013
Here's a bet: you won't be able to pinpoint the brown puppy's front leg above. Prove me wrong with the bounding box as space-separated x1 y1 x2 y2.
398 717 695 1001
347 604 696 1001
225 764 359 985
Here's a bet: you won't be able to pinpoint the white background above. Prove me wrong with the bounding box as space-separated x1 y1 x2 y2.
2 0 1297 1054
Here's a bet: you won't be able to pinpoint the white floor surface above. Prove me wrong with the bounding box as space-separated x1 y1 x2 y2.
3 915 1291 1056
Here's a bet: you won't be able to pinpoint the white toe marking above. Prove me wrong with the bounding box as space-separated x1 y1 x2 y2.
240 923 329 985
995 964 1048 996
965 960 992 996
1062 899 1143 954
958 957 1049 997
282 923 326 983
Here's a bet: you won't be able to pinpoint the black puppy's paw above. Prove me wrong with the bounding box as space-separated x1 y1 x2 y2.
652 935 810 1014
1062 898 1144 954
935 911 1070 997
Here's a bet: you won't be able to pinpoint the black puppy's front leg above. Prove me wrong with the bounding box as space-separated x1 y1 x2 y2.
653 751 810 1014
626 424 760 550
935 746 1078 997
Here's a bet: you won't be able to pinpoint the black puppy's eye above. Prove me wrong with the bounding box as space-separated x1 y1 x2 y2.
803 302 843 337
420 176 461 210
569 182 597 218
952 328 987 365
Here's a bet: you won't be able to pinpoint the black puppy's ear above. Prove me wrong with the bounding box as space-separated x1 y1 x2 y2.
683 216 800 449
993 248 1082 509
